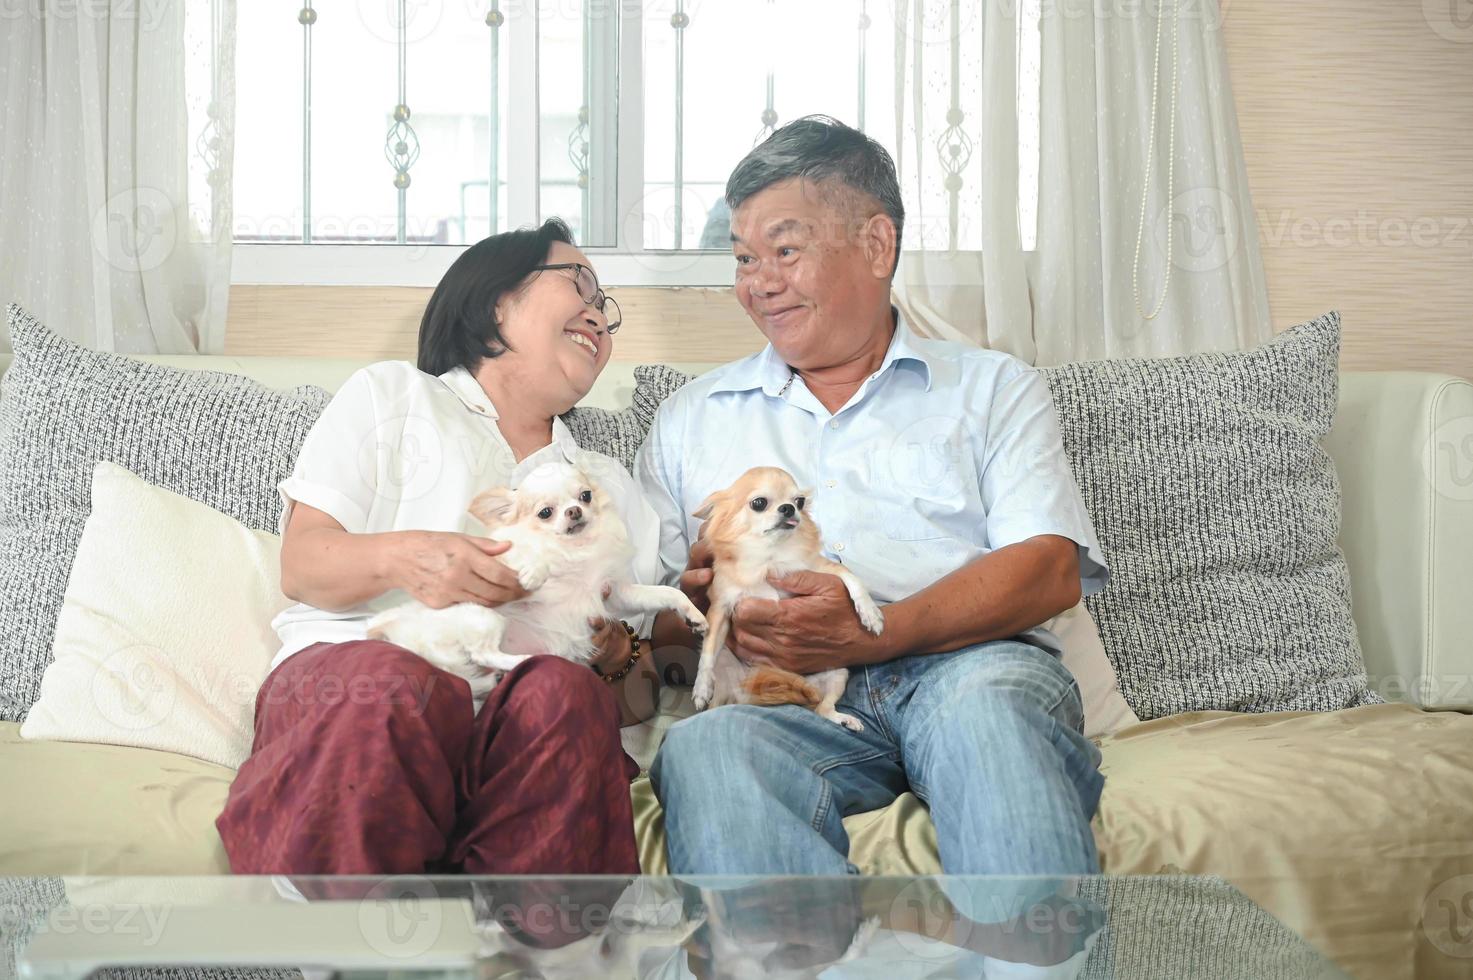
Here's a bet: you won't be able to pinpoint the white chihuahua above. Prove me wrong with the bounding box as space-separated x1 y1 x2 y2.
367 460 707 704
690 466 884 730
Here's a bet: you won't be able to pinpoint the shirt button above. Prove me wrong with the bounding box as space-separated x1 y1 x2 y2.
825 479 837 488
829 420 839 430
833 542 845 552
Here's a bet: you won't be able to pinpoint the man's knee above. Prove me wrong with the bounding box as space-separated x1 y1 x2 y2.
654 705 776 781
918 643 1080 732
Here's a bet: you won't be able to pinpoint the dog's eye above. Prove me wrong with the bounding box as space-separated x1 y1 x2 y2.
579 489 592 504
794 497 806 511
750 497 768 512
537 507 554 520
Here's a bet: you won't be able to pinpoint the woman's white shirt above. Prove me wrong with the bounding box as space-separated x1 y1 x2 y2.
268 360 661 672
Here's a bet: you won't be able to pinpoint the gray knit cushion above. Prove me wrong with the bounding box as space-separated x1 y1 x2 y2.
1041 311 1379 719
0 305 330 723
562 364 692 473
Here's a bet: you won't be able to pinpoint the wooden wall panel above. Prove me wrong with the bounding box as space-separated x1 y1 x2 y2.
1222 1 1473 379
226 285 764 362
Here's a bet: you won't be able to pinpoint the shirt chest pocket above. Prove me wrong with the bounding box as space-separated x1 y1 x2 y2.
861 498 980 543
860 416 982 541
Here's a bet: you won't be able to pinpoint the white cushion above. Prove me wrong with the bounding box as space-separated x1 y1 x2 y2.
1048 603 1138 739
20 462 288 769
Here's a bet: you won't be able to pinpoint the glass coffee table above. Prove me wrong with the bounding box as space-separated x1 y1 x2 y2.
5 874 1348 979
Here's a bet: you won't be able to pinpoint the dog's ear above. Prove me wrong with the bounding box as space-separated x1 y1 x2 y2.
691 489 726 522
468 486 516 526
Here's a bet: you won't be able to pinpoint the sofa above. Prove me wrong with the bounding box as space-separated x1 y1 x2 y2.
2 346 1472 980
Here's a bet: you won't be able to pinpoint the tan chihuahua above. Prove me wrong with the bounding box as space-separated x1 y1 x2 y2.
690 466 884 730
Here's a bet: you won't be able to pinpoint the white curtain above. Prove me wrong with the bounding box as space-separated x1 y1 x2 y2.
889 0 1271 365
0 1 236 354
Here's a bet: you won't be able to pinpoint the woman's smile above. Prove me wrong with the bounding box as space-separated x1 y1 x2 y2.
564 327 600 358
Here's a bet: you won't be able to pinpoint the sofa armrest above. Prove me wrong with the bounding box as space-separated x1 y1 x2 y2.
1326 372 1473 709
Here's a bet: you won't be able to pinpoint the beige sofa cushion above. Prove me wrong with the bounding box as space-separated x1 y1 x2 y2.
0 720 235 874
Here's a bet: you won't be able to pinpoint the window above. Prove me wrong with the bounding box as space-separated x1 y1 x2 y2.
233 1 1040 284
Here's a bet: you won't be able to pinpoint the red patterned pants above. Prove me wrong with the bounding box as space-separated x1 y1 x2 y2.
216 640 640 874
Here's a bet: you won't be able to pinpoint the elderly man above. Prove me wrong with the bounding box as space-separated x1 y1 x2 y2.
635 116 1109 878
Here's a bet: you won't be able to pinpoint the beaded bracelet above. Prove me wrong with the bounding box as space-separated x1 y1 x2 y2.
597 621 643 684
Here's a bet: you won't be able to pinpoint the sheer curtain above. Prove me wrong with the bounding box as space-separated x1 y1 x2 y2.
888 0 1037 361
889 0 1271 364
0 1 236 354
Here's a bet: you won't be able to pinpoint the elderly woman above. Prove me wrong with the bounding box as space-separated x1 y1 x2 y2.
216 218 656 875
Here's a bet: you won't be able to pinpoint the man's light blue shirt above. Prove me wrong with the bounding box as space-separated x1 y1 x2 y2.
632 309 1109 656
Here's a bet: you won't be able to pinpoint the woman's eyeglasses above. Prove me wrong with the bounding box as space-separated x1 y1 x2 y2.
533 263 622 334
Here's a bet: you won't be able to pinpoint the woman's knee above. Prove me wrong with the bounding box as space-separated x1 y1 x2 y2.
498 655 621 729
260 639 470 721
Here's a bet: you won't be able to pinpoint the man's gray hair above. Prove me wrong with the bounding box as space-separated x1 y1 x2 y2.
725 115 905 262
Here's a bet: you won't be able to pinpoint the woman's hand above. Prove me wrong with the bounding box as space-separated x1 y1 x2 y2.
587 617 633 674
387 530 530 609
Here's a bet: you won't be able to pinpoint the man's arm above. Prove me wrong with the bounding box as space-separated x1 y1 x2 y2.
865 534 1081 662
727 534 1081 673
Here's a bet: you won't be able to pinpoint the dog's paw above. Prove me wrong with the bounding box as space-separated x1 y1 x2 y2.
682 604 709 635
517 564 549 592
829 711 865 732
465 669 504 702
692 674 715 711
470 650 530 672
364 612 394 640
839 916 882 962
855 600 885 636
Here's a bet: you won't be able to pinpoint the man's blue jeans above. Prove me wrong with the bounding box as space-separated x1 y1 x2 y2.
652 639 1105 879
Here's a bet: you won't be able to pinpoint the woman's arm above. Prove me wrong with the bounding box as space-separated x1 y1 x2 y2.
611 651 661 727
279 502 399 611
588 615 663 726
280 501 528 612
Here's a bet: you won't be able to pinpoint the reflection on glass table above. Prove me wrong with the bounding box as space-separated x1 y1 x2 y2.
6 873 1348 980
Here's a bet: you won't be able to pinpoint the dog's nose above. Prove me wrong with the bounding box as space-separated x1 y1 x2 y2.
565 505 583 522
778 503 795 517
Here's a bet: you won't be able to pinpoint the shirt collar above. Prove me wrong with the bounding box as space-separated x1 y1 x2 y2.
709 306 933 396
439 365 500 419
440 364 579 462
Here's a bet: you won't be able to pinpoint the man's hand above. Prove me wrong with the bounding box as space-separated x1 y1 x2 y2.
677 534 716 615
728 570 891 673
650 530 716 665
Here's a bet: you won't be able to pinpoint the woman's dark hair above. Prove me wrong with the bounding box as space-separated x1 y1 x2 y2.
417 217 575 376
